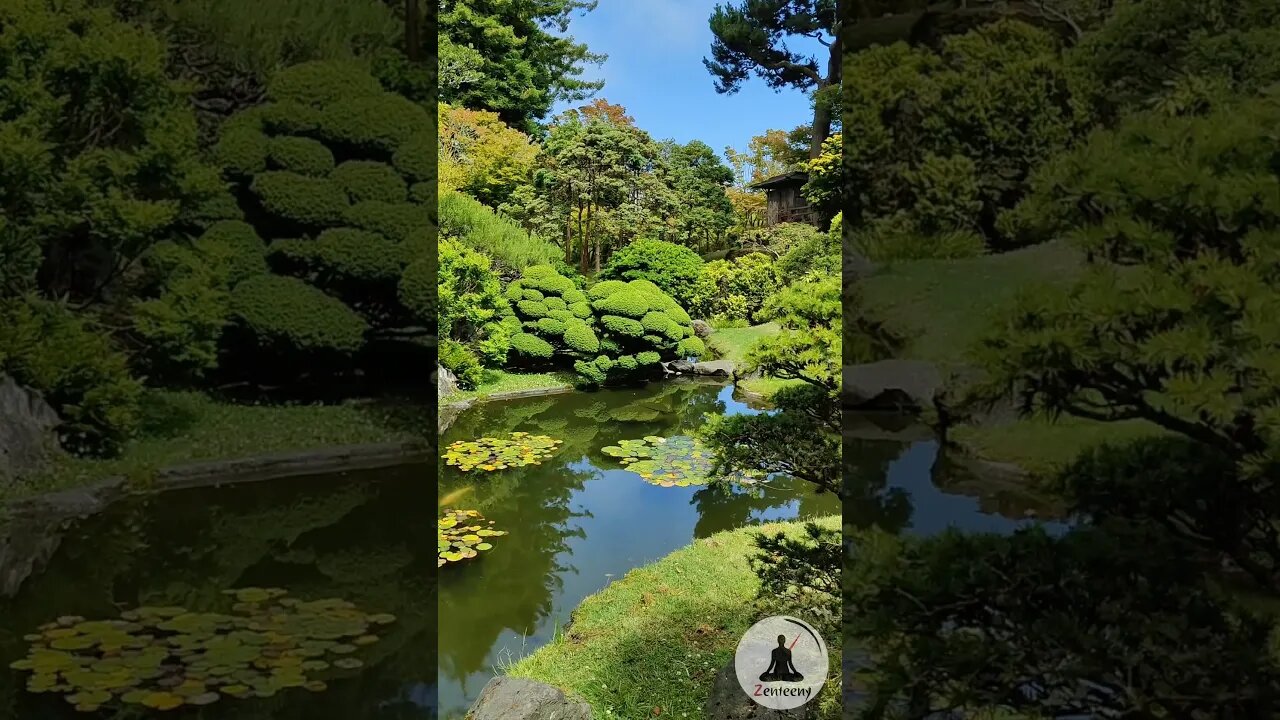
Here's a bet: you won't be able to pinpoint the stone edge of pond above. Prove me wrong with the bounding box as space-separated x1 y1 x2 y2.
2 441 433 522
438 384 578 434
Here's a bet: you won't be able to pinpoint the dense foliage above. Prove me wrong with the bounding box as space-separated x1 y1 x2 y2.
843 20 1094 255
688 254 780 326
211 60 435 370
438 0 604 134
599 239 704 307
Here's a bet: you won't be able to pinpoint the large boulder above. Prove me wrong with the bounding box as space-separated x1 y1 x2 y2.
692 319 713 338
691 360 737 378
705 661 819 719
437 364 458 400
844 360 942 412
467 677 591 720
0 375 61 482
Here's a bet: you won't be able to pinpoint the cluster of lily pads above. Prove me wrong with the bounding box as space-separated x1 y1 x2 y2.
9 588 393 712
443 432 562 472
439 509 508 567
601 435 762 488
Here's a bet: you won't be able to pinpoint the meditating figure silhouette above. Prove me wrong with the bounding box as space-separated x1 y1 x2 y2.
758 634 804 682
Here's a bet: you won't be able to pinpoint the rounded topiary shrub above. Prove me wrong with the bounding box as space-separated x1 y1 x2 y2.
250 172 349 227
331 161 407 203
266 136 335 176
228 274 368 358
599 238 704 306
213 60 435 379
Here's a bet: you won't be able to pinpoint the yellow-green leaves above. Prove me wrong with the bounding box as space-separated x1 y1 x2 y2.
444 431 562 472
439 509 508 567
10 589 393 712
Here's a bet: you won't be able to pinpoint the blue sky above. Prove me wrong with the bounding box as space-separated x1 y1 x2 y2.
548 0 823 162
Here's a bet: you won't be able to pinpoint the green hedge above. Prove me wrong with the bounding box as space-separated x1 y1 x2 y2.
267 136 334 176
393 132 436 183
269 228 402 284
216 126 269 176
229 274 368 355
344 200 428 243
331 161 407 203
318 94 430 154
267 60 384 108
398 253 436 325
251 171 349 226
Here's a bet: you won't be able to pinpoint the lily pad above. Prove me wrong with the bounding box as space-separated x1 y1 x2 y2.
10 588 394 713
439 509 509 567
444 432 562 472
601 435 763 488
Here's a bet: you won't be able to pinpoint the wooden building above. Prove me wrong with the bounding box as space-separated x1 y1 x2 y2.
749 170 819 227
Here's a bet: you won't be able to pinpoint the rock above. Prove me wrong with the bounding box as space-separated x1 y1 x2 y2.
437 365 458 401
705 661 818 719
670 359 696 374
467 677 592 720
692 319 713 338
0 375 61 482
843 360 943 412
691 360 737 378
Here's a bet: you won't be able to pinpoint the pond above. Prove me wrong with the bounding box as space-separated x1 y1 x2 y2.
0 380 1068 719
436 380 841 717
0 463 439 720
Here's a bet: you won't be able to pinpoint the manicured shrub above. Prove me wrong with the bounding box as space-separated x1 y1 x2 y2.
544 296 567 312
344 201 428 243
331 161 407 203
677 337 705 357
318 94 430 154
635 351 660 366
216 127 269 177
599 238 704 306
251 171 349 226
536 317 566 336
510 331 554 359
393 132 435 183
259 101 322 135
440 339 484 390
269 229 402 285
563 319 600 353
267 60 384 108
194 221 268 286
398 253 436 325
0 297 142 458
777 222 840 279
229 274 368 355
600 314 644 337
267 136 334 176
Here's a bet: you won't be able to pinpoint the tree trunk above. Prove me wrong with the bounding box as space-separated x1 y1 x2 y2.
405 0 421 62
808 39 843 160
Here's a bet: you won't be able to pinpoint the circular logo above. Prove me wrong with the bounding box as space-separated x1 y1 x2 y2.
733 615 828 709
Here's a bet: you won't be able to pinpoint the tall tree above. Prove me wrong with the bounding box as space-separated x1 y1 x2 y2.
705 0 840 159
439 0 605 134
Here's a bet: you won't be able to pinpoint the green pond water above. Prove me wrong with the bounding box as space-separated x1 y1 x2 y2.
0 379 1067 719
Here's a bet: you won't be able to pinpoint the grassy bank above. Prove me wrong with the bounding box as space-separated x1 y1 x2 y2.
705 322 801 397
441 369 577 404
858 242 1156 473
861 240 1083 366
8 390 433 503
507 515 840 719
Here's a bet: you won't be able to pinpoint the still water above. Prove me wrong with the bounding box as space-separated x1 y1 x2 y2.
0 379 1065 719
436 381 841 716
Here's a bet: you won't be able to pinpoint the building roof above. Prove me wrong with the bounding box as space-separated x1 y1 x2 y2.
748 170 809 190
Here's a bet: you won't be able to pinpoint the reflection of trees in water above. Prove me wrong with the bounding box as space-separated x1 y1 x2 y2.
689 476 840 539
0 471 440 720
843 439 913 534
435 382 732 691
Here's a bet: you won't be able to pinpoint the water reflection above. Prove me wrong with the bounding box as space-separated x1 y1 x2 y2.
0 466 438 720
436 380 839 717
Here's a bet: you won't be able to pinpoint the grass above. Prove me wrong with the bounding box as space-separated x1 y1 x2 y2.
951 414 1166 478
704 322 805 398
507 515 841 720
858 241 1158 472
706 322 779 364
441 369 577 404
861 240 1084 366
5 389 433 503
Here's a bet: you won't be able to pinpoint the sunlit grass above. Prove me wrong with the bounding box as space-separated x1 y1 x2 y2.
441 369 577 404
507 515 841 720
